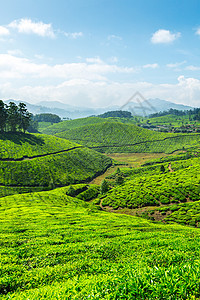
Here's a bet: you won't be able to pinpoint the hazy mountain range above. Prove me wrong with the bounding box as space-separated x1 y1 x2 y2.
4 98 194 119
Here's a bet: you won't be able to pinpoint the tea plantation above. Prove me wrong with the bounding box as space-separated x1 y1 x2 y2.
0 187 199 299
47 121 200 153
1 123 200 299
0 133 112 197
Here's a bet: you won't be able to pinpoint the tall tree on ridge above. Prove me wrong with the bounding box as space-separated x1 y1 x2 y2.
7 102 19 132
0 100 7 132
18 102 32 133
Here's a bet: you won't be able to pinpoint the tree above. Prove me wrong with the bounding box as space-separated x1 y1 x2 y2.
100 179 110 194
160 165 165 173
27 115 39 133
0 100 7 132
18 102 32 133
7 102 19 132
115 173 124 185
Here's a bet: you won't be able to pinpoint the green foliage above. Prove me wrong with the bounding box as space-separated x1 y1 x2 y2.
0 188 199 299
0 133 112 197
160 164 165 173
100 179 110 194
34 113 61 123
3 101 32 133
101 156 200 210
98 110 132 118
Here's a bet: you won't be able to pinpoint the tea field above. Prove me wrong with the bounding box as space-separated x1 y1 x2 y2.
0 133 112 197
49 121 200 153
0 188 199 299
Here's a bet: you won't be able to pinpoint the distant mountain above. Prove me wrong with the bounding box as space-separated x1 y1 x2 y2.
4 98 194 119
120 98 193 116
4 99 117 119
147 98 193 113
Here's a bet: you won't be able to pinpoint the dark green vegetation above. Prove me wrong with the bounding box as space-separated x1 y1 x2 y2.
98 110 132 118
0 101 31 133
33 113 61 123
0 188 200 299
0 133 112 197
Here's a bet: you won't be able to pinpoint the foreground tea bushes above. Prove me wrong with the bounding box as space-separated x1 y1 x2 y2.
0 188 200 299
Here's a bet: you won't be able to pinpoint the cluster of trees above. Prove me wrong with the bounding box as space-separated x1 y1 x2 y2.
149 107 200 121
0 101 31 133
98 110 132 118
33 113 61 123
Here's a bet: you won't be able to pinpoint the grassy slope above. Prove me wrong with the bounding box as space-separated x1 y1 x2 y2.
41 117 108 135
56 121 168 146
100 152 200 227
41 116 200 154
0 188 199 299
0 133 78 159
0 133 112 197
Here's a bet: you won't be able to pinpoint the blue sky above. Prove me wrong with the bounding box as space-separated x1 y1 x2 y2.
0 0 200 107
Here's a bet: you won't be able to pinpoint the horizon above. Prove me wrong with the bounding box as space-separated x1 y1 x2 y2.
0 0 200 107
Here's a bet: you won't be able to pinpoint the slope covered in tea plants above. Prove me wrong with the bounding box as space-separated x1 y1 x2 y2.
99 152 200 227
0 133 112 197
41 116 108 135
0 187 199 299
55 121 200 153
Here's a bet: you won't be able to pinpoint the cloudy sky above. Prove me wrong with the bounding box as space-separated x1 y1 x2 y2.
0 0 200 107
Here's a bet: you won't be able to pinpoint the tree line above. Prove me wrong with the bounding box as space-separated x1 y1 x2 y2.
0 100 31 133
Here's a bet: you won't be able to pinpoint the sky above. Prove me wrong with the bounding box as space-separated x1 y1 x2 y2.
0 0 200 108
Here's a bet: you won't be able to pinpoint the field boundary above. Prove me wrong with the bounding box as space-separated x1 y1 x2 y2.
0 146 84 161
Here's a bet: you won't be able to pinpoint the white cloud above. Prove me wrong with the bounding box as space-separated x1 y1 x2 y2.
109 56 118 63
86 57 103 64
151 29 181 44
185 65 200 71
195 28 200 35
64 32 83 39
107 34 122 41
0 54 199 108
0 54 135 81
8 18 55 38
143 63 159 69
0 26 9 36
7 49 23 56
166 61 186 68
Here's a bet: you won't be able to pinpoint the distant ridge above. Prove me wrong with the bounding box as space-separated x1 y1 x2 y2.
120 97 193 116
4 98 194 119
147 98 193 113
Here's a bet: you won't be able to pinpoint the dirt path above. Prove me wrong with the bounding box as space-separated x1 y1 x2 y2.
168 162 174 172
0 146 84 162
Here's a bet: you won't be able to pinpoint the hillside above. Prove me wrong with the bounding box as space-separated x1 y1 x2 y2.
0 133 112 197
53 121 200 153
0 187 199 299
98 150 200 227
41 116 108 135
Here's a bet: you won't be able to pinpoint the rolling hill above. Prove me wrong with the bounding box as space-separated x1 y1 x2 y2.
47 121 200 154
0 133 112 197
0 187 199 299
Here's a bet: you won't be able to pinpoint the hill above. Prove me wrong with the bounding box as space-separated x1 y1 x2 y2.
51 121 200 154
41 116 108 135
0 187 199 299
0 133 112 197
